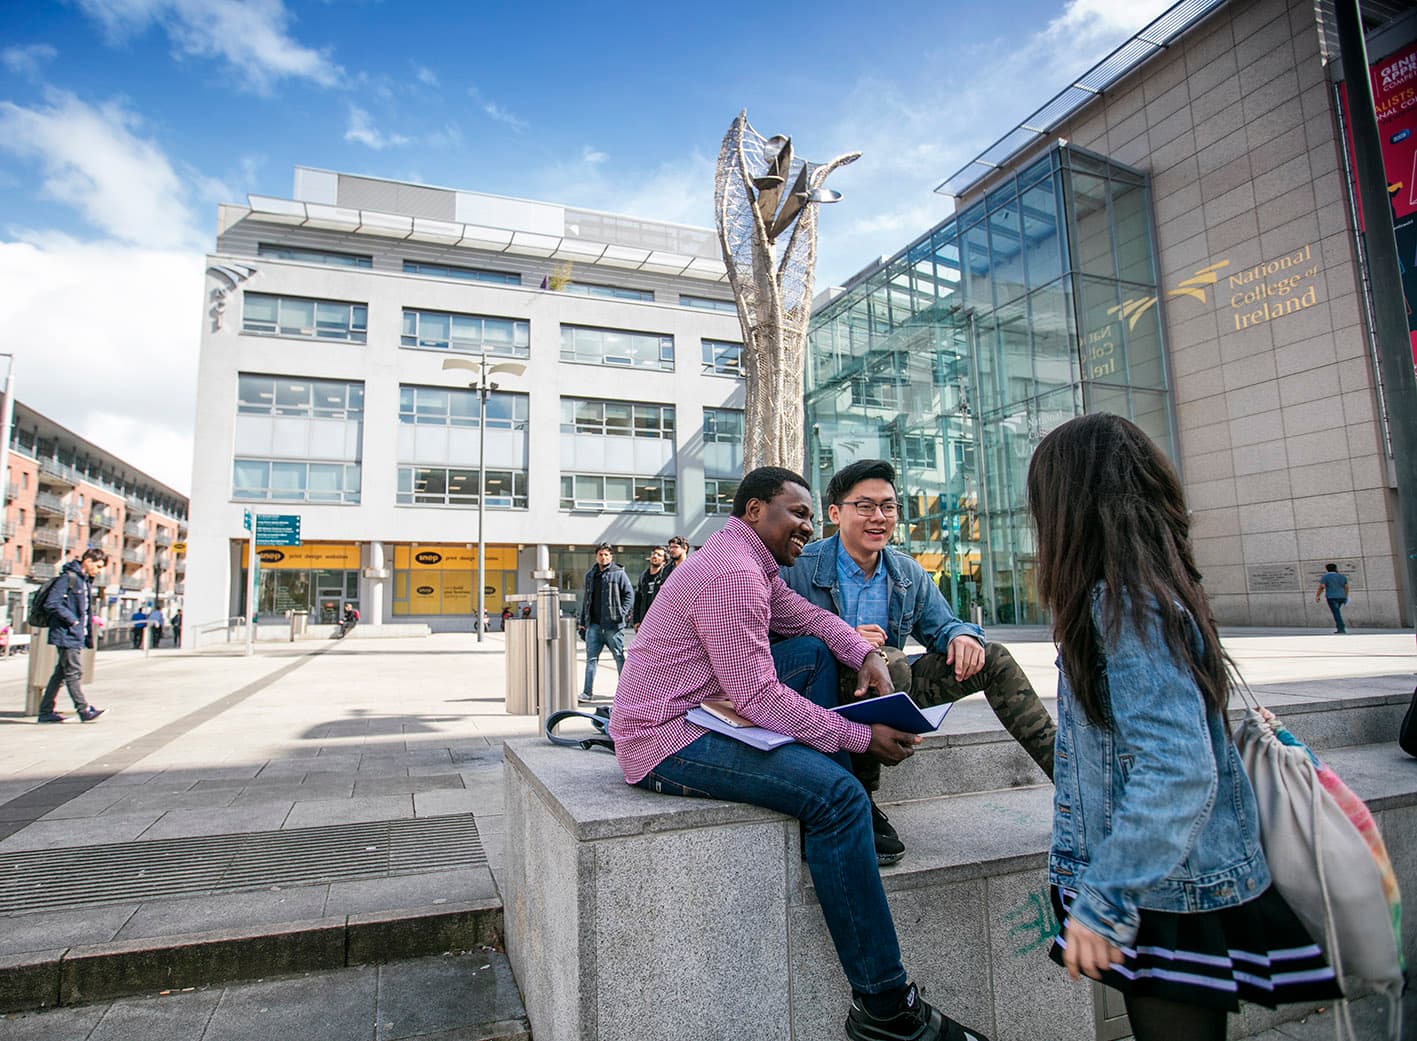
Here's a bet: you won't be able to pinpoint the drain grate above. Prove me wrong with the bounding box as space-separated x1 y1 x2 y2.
0 814 485 915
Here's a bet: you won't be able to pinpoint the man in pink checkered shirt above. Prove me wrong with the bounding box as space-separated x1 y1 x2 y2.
610 467 990 1041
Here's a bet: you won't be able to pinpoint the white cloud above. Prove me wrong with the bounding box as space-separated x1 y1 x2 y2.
468 87 527 132
0 91 202 250
344 105 410 150
414 64 438 87
2 43 58 78
0 237 201 494
75 0 342 94
580 146 608 165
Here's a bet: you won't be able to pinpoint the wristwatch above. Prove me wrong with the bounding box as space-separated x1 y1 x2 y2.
873 649 890 663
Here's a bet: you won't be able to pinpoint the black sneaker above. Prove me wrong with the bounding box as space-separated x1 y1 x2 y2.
37 712 65 723
78 706 104 722
872 799 905 866
847 982 989 1041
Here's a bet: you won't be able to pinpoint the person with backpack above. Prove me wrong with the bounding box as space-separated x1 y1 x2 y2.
36 548 108 724
1027 415 1337 1040
338 602 359 638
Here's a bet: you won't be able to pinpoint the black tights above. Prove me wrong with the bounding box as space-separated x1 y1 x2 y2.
1124 993 1227 1041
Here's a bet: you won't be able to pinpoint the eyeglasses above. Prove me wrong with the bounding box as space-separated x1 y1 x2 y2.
839 498 900 518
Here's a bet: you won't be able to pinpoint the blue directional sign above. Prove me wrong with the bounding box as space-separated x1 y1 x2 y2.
254 514 301 546
243 509 252 531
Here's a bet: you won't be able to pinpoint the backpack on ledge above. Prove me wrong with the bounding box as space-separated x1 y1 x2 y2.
546 707 613 752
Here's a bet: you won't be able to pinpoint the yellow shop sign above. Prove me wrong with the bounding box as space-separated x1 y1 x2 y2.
241 542 361 569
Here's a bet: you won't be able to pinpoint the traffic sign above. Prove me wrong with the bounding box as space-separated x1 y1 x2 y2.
254 514 301 546
243 510 252 531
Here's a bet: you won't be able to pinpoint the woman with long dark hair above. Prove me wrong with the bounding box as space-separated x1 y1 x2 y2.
1026 414 1338 1041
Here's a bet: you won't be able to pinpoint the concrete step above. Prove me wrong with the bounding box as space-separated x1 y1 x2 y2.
0 949 530 1040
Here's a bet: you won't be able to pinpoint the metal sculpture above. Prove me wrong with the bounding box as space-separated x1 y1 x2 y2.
714 111 859 472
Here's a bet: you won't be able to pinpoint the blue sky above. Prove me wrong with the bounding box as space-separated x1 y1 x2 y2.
0 0 1173 494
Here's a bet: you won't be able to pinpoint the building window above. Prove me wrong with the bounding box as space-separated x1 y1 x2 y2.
237 376 365 418
257 244 372 268
397 467 528 507
401 309 530 357
561 325 673 370
561 399 675 439
403 261 521 285
564 282 654 302
242 294 368 344
560 474 676 514
232 460 361 504
399 386 528 429
681 294 737 313
701 339 744 377
705 478 738 515
703 407 744 444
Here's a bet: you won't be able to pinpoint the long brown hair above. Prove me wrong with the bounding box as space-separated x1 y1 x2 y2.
1025 413 1229 726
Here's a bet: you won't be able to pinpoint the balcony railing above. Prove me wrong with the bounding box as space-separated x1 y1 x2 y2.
120 575 144 591
39 458 78 488
125 497 149 516
31 561 57 580
122 521 145 540
176 558 186 574
0 560 12 576
121 548 145 565
31 527 64 548
174 581 185 595
3 483 14 503
89 508 115 530
154 530 173 547
35 492 71 518
1 520 14 541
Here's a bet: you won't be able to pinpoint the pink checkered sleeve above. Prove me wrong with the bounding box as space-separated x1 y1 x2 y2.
692 572 872 755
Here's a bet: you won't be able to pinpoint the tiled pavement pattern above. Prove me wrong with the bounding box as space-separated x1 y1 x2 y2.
0 626 1411 1040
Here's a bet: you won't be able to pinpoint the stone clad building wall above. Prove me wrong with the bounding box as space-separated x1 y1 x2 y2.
1032 0 1400 626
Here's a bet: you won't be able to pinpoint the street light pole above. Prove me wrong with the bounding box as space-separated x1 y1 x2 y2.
443 355 526 643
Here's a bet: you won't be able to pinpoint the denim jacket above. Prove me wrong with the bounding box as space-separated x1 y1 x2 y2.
1050 584 1269 946
779 535 984 653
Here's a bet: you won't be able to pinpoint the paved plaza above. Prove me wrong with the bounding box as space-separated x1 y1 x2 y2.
0 625 1413 1039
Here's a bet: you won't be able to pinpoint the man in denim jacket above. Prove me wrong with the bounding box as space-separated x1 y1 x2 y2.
37 548 108 724
780 460 1055 863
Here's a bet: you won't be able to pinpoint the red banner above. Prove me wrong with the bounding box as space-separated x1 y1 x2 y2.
1342 39 1417 363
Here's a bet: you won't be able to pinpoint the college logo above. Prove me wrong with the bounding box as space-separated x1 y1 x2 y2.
1106 261 1232 331
415 551 442 565
416 585 435 595
258 549 284 563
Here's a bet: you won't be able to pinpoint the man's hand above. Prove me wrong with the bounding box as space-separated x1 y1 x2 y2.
866 723 922 765
946 635 985 681
1062 920 1123 981
853 650 894 699
854 624 887 648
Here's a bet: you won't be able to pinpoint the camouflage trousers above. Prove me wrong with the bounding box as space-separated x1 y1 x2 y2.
839 642 1055 791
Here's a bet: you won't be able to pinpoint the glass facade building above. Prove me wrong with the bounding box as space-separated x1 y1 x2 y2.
807 145 1174 624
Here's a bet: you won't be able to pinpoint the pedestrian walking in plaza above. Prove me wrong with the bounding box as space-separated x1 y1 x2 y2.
632 546 671 626
147 605 165 646
780 459 1055 865
171 609 182 646
1027 414 1336 1041
1315 563 1349 633
129 605 147 648
610 467 989 1041
37 548 107 724
578 543 632 701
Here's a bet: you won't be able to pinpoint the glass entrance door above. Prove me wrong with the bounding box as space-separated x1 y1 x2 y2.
316 586 344 624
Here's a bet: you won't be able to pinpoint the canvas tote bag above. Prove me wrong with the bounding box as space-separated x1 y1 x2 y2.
1233 688 1403 1040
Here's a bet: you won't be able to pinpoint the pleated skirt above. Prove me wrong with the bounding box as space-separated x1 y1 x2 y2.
1048 885 1341 1011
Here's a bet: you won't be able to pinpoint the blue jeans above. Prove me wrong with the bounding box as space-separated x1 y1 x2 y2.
1327 597 1348 633
635 636 906 996
583 623 626 695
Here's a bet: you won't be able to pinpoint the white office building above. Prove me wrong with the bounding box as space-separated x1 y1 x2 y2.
186 167 746 636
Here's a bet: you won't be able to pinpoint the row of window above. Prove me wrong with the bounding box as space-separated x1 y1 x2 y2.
230 458 736 516
255 243 735 312
236 375 741 442
241 294 745 376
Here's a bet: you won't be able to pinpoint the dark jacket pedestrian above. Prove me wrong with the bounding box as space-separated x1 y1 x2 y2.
171 610 183 646
578 544 634 700
633 547 672 625
38 550 107 723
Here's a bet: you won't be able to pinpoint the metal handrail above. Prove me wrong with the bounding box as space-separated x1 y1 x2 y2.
191 615 250 648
